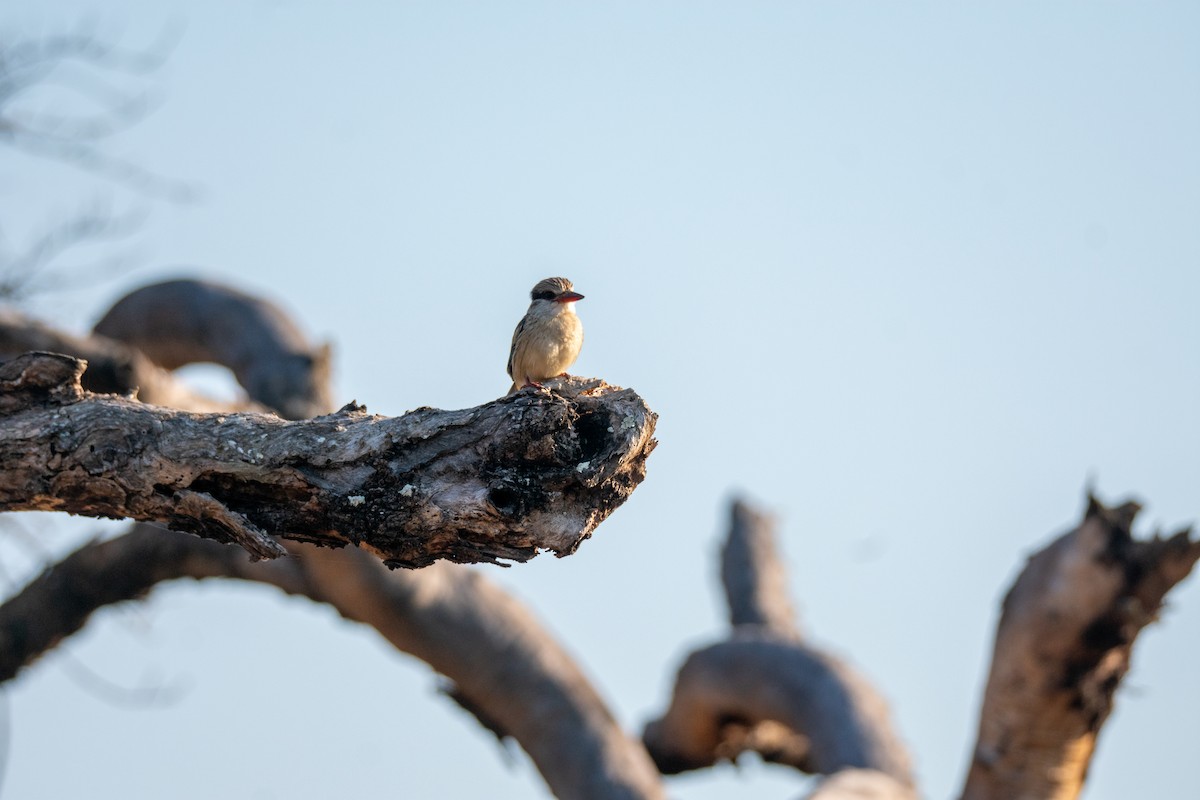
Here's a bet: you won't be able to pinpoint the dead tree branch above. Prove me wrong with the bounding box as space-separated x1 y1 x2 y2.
0 293 665 798
91 278 335 420
959 496 1200 800
720 499 801 637
0 351 657 566
0 307 259 413
644 498 915 799
4 280 1193 799
0 524 667 800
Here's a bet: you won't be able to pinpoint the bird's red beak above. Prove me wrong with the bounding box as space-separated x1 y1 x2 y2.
556 292 584 303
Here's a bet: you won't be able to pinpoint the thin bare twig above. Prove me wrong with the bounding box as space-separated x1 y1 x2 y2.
0 27 196 200
0 205 144 303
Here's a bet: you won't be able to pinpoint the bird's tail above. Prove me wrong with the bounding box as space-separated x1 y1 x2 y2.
507 382 519 395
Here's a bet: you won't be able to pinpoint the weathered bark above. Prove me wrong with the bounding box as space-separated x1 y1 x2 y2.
959 496 1200 800
0 524 666 800
0 351 657 566
644 498 915 799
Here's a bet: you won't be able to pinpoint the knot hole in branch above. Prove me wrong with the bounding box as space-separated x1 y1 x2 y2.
574 409 614 463
488 484 521 516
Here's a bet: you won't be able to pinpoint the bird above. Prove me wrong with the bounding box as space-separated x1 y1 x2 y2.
507 277 585 394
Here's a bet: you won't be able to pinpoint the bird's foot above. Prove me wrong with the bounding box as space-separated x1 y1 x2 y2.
522 381 546 390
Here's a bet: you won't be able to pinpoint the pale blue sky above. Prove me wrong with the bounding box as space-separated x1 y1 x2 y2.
2 3 1197 799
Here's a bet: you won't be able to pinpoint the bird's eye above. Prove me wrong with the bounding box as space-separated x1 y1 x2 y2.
532 290 556 301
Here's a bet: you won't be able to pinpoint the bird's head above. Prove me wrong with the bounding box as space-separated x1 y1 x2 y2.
530 276 584 305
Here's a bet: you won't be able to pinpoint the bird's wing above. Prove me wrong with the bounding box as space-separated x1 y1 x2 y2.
506 315 527 379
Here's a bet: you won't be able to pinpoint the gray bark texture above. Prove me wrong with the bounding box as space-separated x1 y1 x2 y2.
0 350 656 566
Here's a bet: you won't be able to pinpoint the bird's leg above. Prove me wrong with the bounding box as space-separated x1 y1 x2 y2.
522 381 545 390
